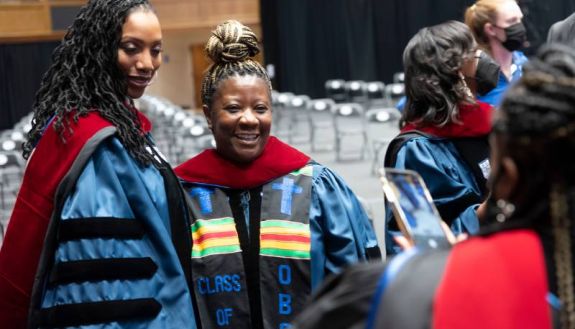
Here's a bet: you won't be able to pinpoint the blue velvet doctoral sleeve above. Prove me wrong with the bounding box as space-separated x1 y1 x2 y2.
47 138 197 329
385 137 481 254
309 164 379 290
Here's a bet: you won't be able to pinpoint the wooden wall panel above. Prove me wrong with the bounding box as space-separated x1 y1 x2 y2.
0 3 51 38
48 0 84 5
0 0 259 41
151 0 259 31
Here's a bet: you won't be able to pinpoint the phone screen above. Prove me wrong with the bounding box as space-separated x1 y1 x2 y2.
381 168 451 249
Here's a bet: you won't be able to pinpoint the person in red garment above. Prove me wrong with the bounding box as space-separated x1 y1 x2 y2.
383 21 494 255
291 44 575 329
0 1 197 328
175 20 380 329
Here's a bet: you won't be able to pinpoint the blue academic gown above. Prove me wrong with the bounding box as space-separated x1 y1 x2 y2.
34 136 197 328
304 163 379 288
175 136 379 328
385 136 482 255
183 163 379 290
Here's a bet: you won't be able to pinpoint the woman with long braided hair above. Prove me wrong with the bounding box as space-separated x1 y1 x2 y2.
175 20 379 329
0 1 197 328
292 44 575 329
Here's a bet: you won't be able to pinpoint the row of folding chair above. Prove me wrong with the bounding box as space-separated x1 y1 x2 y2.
271 91 401 166
140 91 401 171
0 113 32 244
137 95 214 165
324 75 405 109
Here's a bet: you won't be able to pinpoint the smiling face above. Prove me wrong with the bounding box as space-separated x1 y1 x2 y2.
117 9 162 99
204 75 272 164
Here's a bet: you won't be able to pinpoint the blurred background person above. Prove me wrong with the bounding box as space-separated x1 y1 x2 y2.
175 20 380 329
384 21 493 255
547 12 575 49
0 1 197 328
465 0 529 106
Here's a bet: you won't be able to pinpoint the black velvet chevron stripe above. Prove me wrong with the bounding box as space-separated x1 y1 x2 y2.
35 298 162 328
57 217 145 241
48 257 158 285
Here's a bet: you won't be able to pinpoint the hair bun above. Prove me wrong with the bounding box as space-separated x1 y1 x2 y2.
205 20 260 64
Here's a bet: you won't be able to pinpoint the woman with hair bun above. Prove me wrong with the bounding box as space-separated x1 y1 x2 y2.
465 0 528 106
175 20 379 329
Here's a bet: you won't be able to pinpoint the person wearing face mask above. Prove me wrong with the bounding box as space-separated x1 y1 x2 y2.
383 21 495 255
471 50 502 97
465 0 529 107
394 38 501 112
0 1 198 328
292 44 575 329
174 20 380 329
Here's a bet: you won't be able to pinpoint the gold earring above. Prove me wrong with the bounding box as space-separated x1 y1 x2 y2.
459 72 474 99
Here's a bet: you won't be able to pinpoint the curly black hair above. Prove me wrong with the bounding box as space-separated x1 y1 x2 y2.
401 20 476 128
23 0 156 165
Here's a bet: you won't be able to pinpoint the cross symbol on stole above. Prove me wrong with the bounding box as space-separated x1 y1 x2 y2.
190 187 215 215
272 177 303 215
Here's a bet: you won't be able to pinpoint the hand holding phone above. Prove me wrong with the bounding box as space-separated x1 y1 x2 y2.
380 168 452 250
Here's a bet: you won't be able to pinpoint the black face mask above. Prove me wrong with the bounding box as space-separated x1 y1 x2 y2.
499 22 528 51
475 52 501 96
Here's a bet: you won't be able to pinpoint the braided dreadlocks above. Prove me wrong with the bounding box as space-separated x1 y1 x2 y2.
201 20 271 109
497 44 575 185
495 44 575 328
23 0 156 165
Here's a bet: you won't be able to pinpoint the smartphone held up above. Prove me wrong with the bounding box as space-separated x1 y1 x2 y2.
380 168 452 250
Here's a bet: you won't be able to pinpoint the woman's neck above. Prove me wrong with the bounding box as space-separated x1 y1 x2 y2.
488 40 514 80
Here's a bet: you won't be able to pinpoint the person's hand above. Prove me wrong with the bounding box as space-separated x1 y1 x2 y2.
476 199 489 222
392 222 467 251
443 221 468 244
393 234 414 250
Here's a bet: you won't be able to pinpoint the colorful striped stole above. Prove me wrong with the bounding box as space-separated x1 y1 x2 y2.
191 217 241 258
260 220 311 259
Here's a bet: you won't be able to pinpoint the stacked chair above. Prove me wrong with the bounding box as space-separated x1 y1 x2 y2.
308 98 336 152
0 114 31 243
345 80 368 106
393 72 405 84
271 91 294 142
365 81 386 109
285 95 311 144
325 79 347 103
384 83 406 107
332 103 368 161
365 107 401 174
137 95 212 165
